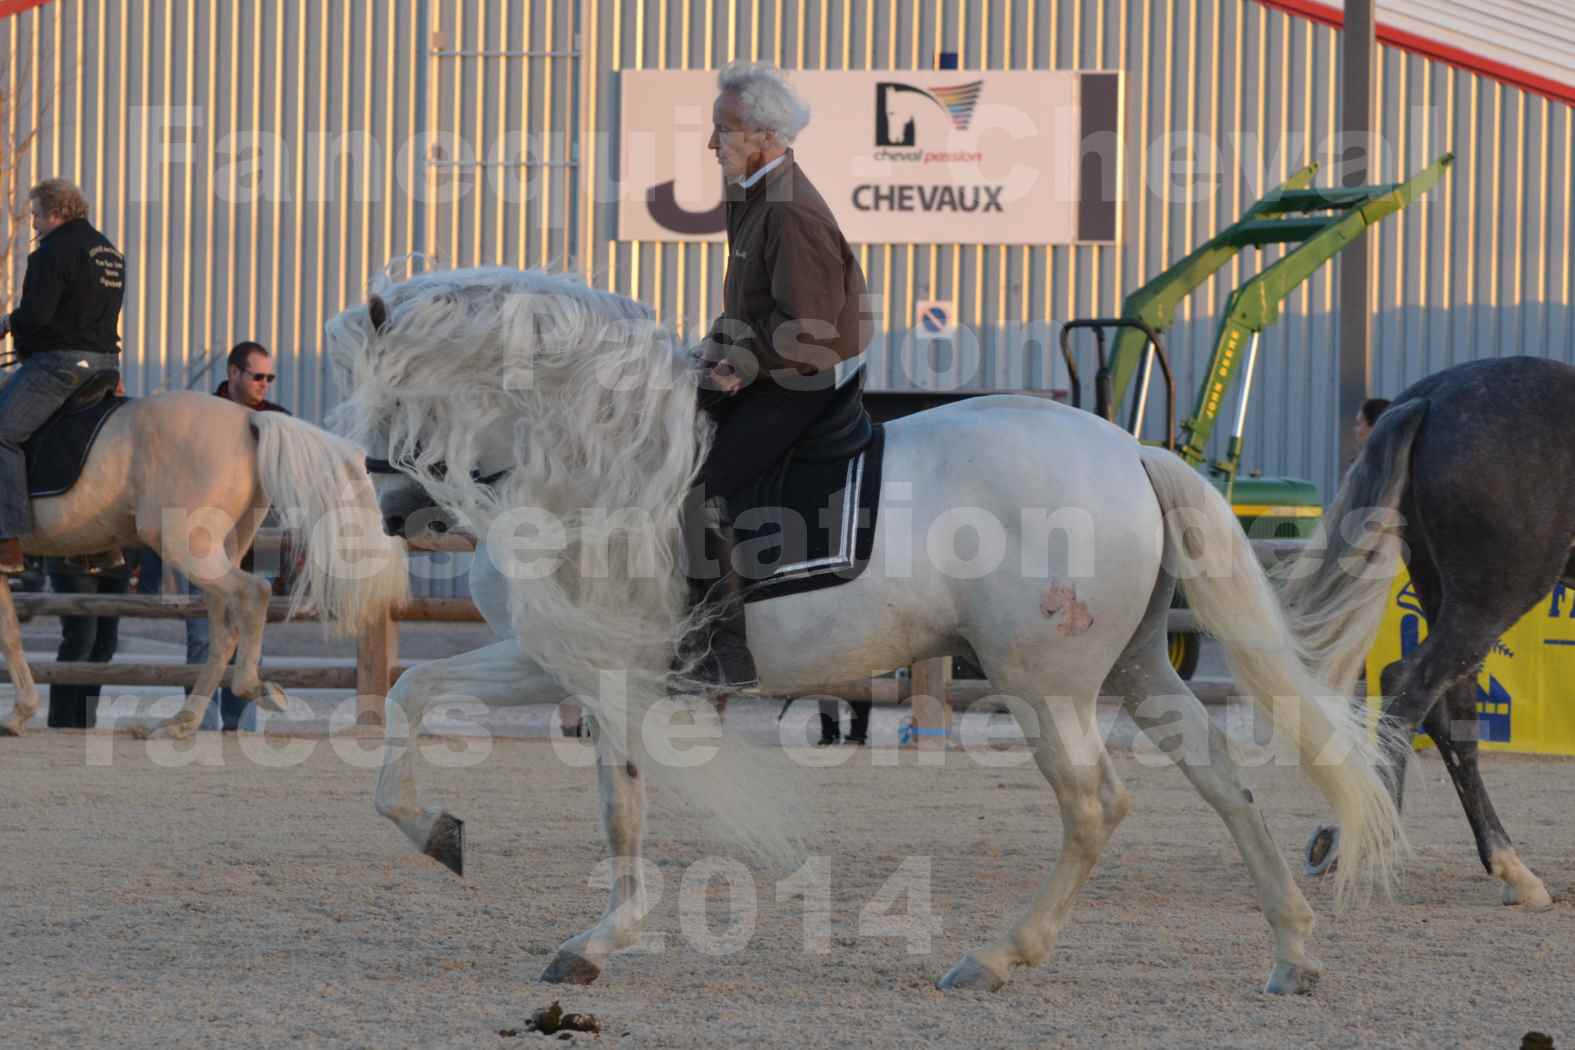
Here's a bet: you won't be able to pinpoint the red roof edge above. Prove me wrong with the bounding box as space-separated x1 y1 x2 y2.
0 0 53 18
1255 0 1575 108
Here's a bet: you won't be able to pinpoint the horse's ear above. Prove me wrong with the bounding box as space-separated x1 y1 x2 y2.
368 295 389 334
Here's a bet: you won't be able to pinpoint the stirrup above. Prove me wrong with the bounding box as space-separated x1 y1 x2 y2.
64 548 126 576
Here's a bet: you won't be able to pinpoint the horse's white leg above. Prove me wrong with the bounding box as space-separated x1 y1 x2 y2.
541 732 646 986
376 638 565 872
939 690 1128 991
1117 665 1322 994
0 581 40 735
1109 575 1320 994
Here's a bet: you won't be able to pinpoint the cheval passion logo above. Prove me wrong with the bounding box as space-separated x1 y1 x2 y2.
857 80 1003 215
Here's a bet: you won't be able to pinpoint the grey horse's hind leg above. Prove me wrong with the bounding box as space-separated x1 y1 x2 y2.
1420 677 1552 908
1382 583 1555 908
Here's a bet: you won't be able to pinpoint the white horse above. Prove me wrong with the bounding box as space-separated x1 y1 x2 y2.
326 267 1404 995
0 389 409 737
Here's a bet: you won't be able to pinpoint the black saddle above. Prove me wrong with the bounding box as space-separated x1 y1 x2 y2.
24 368 126 498
726 367 885 603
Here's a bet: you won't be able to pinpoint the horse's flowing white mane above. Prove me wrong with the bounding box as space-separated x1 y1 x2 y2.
326 266 805 864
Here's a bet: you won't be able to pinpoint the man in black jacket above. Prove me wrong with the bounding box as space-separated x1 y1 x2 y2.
190 340 291 731
0 179 124 573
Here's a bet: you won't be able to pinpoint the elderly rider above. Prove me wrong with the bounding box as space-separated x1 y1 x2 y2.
0 179 125 573
682 62 871 689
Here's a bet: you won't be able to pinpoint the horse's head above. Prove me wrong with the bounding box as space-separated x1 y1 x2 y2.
326 264 699 553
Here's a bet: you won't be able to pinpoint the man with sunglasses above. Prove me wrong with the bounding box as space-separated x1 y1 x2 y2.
186 340 289 730
216 341 287 413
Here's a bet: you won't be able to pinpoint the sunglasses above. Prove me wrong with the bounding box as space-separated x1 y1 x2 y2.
243 370 277 383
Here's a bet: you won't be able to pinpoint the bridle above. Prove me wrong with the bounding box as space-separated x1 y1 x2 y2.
363 456 510 488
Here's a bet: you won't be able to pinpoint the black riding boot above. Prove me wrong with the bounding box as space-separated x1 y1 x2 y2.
679 496 758 690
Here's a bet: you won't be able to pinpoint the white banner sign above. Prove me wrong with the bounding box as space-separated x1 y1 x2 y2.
616 70 1121 245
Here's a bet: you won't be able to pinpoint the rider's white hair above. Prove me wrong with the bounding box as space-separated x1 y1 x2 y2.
718 61 811 143
325 266 807 867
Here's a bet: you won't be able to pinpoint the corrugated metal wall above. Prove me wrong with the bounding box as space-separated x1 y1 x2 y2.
1 0 430 421
4 0 1573 565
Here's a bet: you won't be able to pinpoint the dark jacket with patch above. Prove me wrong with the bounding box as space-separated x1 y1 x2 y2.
213 380 290 416
703 152 870 386
7 218 125 359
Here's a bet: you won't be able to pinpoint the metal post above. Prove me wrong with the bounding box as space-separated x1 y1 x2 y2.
1337 0 1375 477
1231 333 1261 442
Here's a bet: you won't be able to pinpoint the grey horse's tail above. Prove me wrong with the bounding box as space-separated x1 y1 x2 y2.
1277 398 1429 696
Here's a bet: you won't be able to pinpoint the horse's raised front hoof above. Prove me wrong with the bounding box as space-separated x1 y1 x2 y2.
1503 879 1554 910
255 681 288 714
0 716 23 737
423 813 465 876
936 954 1006 993
1264 959 1323 996
1303 824 1341 878
540 952 601 986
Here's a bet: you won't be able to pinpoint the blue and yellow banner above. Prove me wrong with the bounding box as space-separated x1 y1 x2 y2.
1366 573 1575 755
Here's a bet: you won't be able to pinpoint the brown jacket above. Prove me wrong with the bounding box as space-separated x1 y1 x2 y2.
703 151 870 385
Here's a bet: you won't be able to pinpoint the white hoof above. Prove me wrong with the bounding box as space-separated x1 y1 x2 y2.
1503 879 1553 909
149 715 199 741
1265 959 1323 995
255 681 288 713
936 954 1006 993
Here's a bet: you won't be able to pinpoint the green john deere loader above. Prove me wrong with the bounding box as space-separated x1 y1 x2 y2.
1060 152 1454 677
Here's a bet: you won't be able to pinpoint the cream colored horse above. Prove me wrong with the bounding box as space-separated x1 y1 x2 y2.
0 389 409 737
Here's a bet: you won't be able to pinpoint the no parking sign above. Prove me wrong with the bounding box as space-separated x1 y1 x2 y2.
914 300 956 337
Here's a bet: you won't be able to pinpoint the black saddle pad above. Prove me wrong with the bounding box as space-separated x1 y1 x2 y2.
24 395 128 498
727 423 885 604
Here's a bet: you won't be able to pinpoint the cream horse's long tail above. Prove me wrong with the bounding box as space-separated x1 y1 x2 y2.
1138 445 1407 906
250 413 409 634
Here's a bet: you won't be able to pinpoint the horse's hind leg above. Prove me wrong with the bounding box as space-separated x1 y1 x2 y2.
136 582 240 739
217 567 278 712
1421 678 1552 908
542 734 647 986
1114 647 1322 994
0 581 41 735
216 507 282 712
938 689 1128 992
1381 563 1556 906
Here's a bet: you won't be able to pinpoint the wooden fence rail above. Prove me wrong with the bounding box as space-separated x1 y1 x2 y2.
5 530 1302 735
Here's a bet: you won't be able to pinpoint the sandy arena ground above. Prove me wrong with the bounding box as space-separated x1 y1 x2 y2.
1 696 1572 1050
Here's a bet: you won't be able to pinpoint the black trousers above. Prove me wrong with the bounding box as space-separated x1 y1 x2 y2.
698 375 843 502
46 569 129 729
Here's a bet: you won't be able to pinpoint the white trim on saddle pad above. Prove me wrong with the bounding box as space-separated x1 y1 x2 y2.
754 450 865 584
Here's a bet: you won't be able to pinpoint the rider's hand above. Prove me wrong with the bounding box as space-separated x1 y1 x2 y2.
704 358 746 395
693 340 748 396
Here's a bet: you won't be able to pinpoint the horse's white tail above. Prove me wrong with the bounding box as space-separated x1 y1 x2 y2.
1277 399 1428 697
251 413 410 634
1138 446 1406 905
